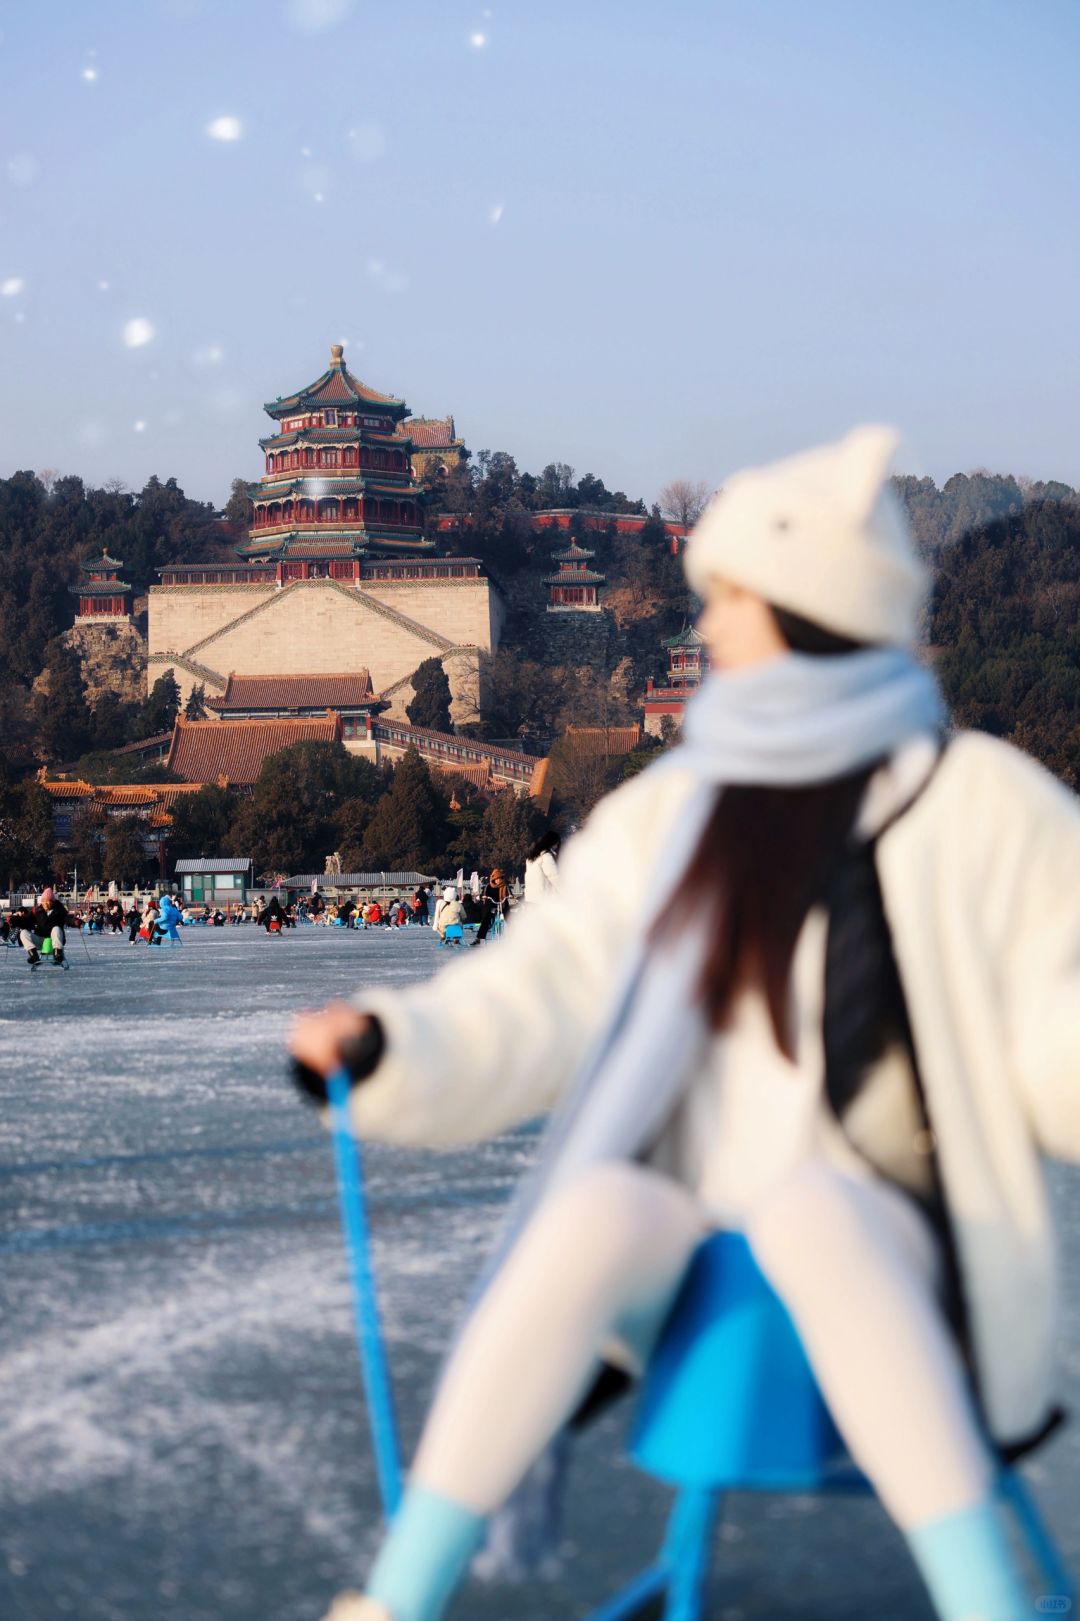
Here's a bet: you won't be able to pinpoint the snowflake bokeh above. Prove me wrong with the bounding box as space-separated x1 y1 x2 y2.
206 115 243 142
122 318 155 348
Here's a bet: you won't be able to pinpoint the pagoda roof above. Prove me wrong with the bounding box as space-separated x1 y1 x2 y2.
209 672 375 711
259 426 364 449
542 569 605 586
81 549 125 570
245 537 362 559
551 541 596 562
165 715 343 786
265 344 406 420
661 626 707 649
70 579 132 595
236 532 435 560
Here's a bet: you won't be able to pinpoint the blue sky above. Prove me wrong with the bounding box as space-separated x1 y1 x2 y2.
1 0 1078 507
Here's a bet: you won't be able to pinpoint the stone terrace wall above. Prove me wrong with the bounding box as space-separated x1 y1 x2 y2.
358 576 502 652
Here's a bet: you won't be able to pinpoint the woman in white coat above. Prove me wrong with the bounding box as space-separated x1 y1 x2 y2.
291 427 1080 1621
523 829 561 902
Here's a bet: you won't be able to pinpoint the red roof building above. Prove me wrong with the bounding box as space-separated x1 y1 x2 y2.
402 416 469 483
38 775 204 873
207 672 379 716
241 344 433 573
165 715 343 786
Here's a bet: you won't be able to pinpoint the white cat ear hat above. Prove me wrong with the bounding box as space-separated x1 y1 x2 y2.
684 425 927 647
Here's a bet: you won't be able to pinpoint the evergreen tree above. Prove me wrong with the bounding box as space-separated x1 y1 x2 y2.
103 816 152 884
139 669 181 736
0 779 56 889
223 477 252 529
356 748 450 872
91 689 130 751
68 803 107 883
478 788 543 871
407 658 453 732
184 682 208 720
335 795 376 871
231 741 384 875
34 640 94 762
166 784 241 863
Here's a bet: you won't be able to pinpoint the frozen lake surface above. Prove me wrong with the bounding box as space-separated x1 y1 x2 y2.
0 926 1077 1620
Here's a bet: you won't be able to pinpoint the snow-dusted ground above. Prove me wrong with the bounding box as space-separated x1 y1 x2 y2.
0 927 1076 1620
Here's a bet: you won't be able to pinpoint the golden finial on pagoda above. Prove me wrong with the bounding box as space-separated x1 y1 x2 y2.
330 343 344 366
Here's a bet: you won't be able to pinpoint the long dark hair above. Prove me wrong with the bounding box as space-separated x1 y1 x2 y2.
527 827 562 862
655 606 879 1058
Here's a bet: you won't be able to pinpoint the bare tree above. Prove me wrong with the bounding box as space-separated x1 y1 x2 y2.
659 479 711 529
37 467 60 495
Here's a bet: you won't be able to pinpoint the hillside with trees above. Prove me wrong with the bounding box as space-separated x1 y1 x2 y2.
0 458 1076 886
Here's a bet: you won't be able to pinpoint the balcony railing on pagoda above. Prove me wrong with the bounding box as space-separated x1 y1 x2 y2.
251 504 419 530
263 449 410 475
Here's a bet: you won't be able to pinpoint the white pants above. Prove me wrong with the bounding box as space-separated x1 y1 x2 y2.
411 1161 992 1532
20 927 64 952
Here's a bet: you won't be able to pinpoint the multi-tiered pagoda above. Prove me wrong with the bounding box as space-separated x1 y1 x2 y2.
544 539 606 612
239 344 434 577
71 550 132 622
643 625 710 735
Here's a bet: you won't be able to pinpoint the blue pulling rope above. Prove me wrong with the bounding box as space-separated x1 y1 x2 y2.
327 1066 403 1521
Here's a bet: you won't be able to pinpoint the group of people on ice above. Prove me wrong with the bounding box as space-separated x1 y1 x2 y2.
289 427 1080 1621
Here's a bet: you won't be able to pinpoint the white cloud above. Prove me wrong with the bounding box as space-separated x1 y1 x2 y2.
207 115 243 142
122 317 155 348
0 276 24 297
133 420 147 434
469 31 488 48
97 280 111 292
192 343 225 366
488 203 504 226
282 0 356 33
82 66 98 83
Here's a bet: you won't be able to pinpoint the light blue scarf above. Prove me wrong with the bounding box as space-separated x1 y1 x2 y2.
478 648 945 1576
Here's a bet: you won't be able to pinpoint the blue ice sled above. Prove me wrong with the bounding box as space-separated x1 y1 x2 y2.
324 1089 1072 1618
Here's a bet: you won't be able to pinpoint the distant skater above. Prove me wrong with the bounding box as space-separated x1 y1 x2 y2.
471 868 510 944
18 886 75 967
